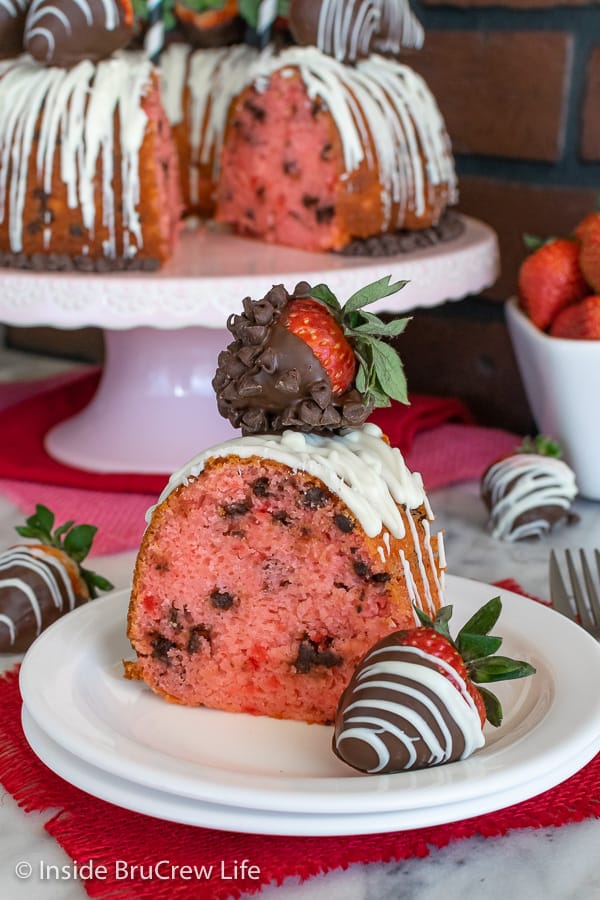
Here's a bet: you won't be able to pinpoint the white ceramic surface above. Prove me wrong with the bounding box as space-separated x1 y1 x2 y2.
19 706 600 837
506 298 600 501
0 218 498 330
19 577 600 817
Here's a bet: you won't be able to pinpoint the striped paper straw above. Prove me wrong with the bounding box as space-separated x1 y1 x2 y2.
256 0 278 46
144 0 164 64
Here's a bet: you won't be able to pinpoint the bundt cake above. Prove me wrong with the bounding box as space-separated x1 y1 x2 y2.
216 46 457 251
125 426 445 724
0 51 181 271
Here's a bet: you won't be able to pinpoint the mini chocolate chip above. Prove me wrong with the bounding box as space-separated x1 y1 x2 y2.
187 625 211 654
272 510 292 526
302 194 319 208
244 208 255 220
334 581 350 591
243 99 266 121
256 185 266 200
169 606 182 630
210 590 235 610
302 487 328 509
151 634 177 663
320 143 333 161
220 501 251 517
316 205 335 224
229 529 246 538
293 636 342 674
283 160 299 176
356 604 363 613
252 477 270 497
154 561 169 572
334 514 354 533
353 560 371 578
371 572 392 583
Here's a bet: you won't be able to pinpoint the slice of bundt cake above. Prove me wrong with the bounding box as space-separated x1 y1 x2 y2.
125 426 445 724
216 46 457 252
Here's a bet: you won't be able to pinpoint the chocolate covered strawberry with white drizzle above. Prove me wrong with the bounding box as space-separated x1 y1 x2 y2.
481 435 578 542
24 0 134 67
333 598 535 773
0 504 113 652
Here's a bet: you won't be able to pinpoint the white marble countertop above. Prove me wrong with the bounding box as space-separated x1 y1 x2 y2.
1 351 600 900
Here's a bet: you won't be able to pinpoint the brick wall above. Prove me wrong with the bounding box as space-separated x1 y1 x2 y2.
409 0 600 299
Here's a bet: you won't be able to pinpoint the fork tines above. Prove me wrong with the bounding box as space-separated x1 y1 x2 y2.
549 549 600 638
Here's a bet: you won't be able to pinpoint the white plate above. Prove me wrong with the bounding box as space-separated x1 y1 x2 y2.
20 576 600 816
21 706 600 836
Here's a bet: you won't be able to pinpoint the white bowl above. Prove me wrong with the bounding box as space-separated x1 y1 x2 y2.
506 297 600 501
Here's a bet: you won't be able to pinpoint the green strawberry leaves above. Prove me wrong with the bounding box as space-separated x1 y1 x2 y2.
414 595 536 728
15 504 113 599
517 434 563 458
308 276 411 408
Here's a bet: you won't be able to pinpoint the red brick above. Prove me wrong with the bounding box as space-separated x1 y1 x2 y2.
456 177 599 299
408 31 573 161
581 45 600 160
420 0 591 6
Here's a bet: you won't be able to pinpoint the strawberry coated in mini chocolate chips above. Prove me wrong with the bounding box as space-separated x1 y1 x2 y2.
212 276 412 435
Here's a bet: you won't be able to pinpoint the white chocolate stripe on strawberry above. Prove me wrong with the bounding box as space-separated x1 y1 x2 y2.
152 424 429 540
0 0 29 16
0 614 16 643
0 576 43 635
0 549 74 611
317 0 424 60
335 646 484 772
483 454 578 541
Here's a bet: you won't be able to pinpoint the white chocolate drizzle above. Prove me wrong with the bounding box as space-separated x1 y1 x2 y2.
316 0 424 62
159 43 258 208
151 423 428 539
482 454 578 542
334 644 484 772
0 51 153 256
1 0 28 16
251 46 457 226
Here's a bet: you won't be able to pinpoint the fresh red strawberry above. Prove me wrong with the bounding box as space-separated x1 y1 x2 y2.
410 598 536 728
573 211 600 245
518 239 588 331
577 217 600 293
280 298 357 394
550 295 600 339
395 624 487 726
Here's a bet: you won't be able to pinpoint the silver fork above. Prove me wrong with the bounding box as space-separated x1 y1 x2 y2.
549 549 600 639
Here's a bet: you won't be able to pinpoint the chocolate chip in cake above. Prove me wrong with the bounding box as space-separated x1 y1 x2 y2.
272 510 292 526
168 606 182 630
251 477 271 497
283 160 299 176
316 205 335 224
353 559 371 578
293 636 342 673
320 143 333 161
150 634 177 663
334 514 354 533
187 624 212 654
302 194 319 209
301 487 328 509
220 500 251 517
334 581 350 591
243 98 266 122
371 571 392 583
210 590 236 610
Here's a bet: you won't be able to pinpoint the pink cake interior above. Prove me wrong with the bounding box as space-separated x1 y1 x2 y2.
216 72 344 251
129 458 411 724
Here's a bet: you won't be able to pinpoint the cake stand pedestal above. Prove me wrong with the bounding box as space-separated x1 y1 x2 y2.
0 217 499 474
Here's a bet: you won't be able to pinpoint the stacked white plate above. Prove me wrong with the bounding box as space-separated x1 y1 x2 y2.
19 576 600 837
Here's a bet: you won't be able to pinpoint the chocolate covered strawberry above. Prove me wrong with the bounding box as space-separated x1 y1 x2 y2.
24 0 133 67
518 237 588 331
0 505 113 652
174 0 245 48
213 276 411 435
333 598 536 773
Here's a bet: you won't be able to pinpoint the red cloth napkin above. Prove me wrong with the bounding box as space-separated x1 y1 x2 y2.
1 623 600 900
0 369 474 492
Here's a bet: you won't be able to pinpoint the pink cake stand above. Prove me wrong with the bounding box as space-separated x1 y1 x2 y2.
0 217 499 474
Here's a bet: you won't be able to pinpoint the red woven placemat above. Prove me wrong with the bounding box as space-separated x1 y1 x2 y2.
1 623 599 900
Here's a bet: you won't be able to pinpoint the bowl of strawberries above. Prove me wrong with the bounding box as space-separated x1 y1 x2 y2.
506 211 600 500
